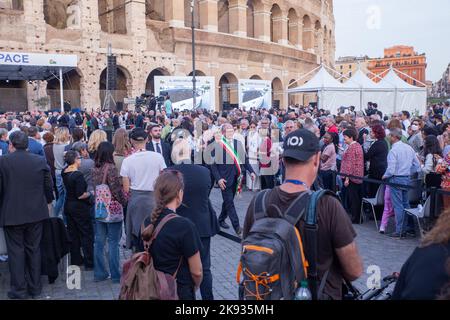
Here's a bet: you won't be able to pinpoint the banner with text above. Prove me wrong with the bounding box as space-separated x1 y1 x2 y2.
238 79 272 110
155 76 215 111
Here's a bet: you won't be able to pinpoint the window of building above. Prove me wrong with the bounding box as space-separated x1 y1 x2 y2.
349 72 352 77
349 65 352 69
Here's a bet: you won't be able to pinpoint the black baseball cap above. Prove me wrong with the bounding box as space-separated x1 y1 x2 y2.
282 129 320 161
129 127 148 142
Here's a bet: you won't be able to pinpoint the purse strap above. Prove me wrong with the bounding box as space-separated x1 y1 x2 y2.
141 213 179 251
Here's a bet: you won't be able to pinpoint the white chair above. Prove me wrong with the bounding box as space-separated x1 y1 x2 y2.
403 196 431 238
360 185 385 231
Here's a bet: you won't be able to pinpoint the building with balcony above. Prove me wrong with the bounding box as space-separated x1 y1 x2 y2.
367 45 427 86
0 0 336 111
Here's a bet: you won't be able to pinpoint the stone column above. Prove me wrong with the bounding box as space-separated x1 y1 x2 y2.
272 16 288 45
125 0 147 52
23 0 46 50
199 0 218 32
228 0 247 37
79 0 101 50
253 5 271 42
315 28 324 61
289 20 302 49
165 0 185 28
303 25 314 51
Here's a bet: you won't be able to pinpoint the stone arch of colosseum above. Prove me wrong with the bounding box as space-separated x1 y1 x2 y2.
219 72 239 109
0 0 335 111
47 68 83 109
188 70 207 77
250 75 262 80
271 77 283 108
145 67 171 95
99 65 131 108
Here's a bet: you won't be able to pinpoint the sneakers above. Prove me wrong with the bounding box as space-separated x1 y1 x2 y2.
0 254 8 262
235 227 243 237
219 221 230 230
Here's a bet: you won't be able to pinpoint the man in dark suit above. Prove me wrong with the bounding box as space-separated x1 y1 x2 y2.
146 124 172 167
0 131 54 299
171 142 219 300
209 123 255 236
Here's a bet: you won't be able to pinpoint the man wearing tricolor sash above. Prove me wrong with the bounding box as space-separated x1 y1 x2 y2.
210 123 256 237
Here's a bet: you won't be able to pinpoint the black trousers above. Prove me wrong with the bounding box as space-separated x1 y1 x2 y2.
219 185 240 231
177 283 196 300
261 175 275 190
66 206 94 268
319 170 335 191
200 237 214 300
346 181 362 221
4 221 43 297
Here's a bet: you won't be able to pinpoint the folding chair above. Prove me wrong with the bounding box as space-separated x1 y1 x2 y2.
360 184 385 231
403 196 431 239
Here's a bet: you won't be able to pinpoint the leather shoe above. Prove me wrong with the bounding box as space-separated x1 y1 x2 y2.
219 221 230 229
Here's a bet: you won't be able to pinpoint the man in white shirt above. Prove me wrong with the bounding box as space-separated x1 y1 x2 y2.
120 127 166 250
382 128 421 238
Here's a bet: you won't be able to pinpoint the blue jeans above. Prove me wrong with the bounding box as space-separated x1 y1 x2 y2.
389 176 414 234
94 221 122 282
54 172 66 220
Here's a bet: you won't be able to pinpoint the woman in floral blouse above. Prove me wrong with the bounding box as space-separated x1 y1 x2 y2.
340 128 365 224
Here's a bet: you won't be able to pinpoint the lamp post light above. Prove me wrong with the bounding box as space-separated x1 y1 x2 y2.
191 0 197 110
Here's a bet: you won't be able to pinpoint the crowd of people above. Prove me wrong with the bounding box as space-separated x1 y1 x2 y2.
0 98 449 300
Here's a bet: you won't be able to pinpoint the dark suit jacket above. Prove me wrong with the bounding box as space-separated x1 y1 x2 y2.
209 139 255 188
0 150 54 227
146 139 172 167
172 164 219 238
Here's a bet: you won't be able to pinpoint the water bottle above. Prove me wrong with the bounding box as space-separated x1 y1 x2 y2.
294 280 312 300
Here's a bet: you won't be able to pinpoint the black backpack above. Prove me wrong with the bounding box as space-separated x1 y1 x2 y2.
237 189 333 300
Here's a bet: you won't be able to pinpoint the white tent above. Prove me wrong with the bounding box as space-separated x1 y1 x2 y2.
288 65 427 116
343 69 396 115
287 66 351 114
378 68 427 115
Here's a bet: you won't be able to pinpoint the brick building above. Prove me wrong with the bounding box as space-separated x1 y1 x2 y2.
367 45 426 86
0 0 335 112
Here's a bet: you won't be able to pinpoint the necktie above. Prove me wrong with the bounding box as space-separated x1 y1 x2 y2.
156 143 162 154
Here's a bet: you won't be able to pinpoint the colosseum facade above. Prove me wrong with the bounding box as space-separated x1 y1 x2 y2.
0 0 335 111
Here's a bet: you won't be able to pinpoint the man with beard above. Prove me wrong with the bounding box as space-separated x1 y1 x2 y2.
146 124 172 167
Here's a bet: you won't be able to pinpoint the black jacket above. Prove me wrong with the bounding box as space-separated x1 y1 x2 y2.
209 139 254 188
40 217 71 283
0 150 54 227
172 164 219 238
364 139 388 178
146 139 172 167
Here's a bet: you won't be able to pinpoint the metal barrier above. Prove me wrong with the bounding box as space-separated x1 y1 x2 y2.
332 171 450 219
217 172 449 243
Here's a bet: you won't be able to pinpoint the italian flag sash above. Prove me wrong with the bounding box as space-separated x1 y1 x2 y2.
220 137 243 195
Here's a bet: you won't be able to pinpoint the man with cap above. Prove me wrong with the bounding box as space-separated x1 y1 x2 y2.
120 127 167 250
242 129 363 300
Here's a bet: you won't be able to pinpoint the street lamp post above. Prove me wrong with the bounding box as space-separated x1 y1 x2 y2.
191 0 197 110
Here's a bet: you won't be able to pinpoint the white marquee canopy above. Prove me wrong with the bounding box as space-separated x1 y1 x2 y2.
288 65 427 116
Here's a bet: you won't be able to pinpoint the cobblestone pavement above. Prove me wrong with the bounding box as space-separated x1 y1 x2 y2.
0 188 419 300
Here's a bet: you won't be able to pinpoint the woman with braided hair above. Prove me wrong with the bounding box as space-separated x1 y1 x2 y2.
139 170 203 300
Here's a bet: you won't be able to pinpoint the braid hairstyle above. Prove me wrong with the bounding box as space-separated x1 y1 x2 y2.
142 170 184 241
